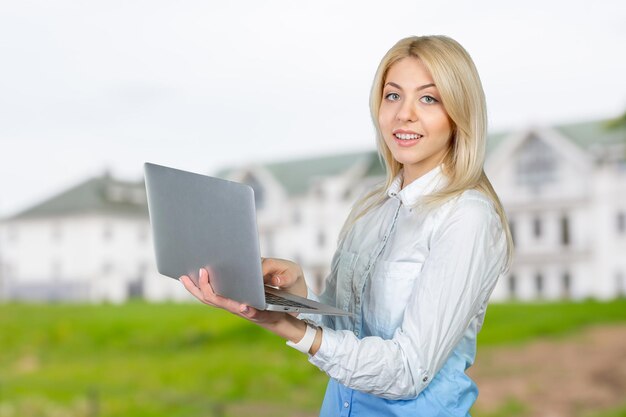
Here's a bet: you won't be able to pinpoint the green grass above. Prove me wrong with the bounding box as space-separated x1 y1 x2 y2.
479 298 626 345
0 298 625 416
0 302 327 417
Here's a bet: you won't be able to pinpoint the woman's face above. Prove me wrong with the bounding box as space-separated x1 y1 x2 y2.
378 56 453 186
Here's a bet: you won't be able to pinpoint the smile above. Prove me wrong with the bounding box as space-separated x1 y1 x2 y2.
394 133 423 140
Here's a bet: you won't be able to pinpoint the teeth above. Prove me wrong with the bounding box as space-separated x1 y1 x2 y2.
394 133 422 140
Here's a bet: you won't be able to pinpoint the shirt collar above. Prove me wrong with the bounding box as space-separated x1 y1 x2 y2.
386 165 447 206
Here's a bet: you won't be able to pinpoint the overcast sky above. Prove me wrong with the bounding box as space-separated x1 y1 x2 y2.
1 0 625 217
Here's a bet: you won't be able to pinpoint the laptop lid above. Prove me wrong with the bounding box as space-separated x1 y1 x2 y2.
144 162 267 309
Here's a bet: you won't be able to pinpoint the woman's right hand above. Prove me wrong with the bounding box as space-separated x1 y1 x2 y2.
261 258 308 298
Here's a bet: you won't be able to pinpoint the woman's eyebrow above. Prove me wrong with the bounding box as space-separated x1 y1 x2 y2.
384 82 436 91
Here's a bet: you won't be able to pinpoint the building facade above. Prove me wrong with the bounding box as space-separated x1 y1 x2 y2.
0 175 190 303
1 118 624 302
486 121 626 301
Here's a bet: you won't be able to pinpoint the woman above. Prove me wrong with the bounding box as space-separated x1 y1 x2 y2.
180 35 513 416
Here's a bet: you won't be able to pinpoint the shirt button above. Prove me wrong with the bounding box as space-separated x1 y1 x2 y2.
343 402 350 408
423 376 428 382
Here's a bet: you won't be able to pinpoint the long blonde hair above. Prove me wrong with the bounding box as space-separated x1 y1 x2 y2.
341 35 513 265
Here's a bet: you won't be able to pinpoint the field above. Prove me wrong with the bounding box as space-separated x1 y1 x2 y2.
1 299 626 417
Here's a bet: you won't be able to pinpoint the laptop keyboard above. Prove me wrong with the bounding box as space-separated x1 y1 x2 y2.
264 292 316 309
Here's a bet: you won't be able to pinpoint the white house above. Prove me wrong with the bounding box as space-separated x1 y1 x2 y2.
0 174 190 303
1 117 625 302
485 120 626 301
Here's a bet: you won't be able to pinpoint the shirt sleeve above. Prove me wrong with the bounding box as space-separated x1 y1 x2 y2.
308 196 508 399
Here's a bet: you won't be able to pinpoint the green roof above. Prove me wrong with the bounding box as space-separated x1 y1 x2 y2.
8 176 147 220
217 151 386 196
556 119 626 150
264 151 383 195
485 118 626 155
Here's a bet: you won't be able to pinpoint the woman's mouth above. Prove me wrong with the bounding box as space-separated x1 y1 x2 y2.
394 133 423 140
393 132 423 147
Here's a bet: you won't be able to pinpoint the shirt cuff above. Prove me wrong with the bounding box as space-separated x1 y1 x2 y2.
308 326 340 366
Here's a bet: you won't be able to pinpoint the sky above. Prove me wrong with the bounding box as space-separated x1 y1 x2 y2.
1 0 625 217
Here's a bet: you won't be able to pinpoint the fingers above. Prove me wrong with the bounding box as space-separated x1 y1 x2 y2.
261 258 298 288
180 275 203 299
239 304 261 321
180 268 285 326
181 269 238 312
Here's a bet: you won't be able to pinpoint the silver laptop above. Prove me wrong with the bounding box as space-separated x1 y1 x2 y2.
144 162 350 316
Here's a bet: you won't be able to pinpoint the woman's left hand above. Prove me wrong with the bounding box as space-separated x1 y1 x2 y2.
179 268 286 327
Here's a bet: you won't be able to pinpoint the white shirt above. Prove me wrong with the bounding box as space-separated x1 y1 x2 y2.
304 165 508 400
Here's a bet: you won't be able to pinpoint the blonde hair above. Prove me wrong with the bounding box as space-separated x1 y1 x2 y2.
341 35 513 265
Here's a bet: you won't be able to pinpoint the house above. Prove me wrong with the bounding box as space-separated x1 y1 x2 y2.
0 173 190 303
485 120 626 301
1 118 624 302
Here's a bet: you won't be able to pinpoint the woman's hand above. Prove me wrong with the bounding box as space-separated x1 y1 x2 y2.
180 268 285 327
262 258 308 298
180 265 321 355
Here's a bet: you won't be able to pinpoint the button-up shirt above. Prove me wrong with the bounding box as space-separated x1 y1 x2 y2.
303 165 508 416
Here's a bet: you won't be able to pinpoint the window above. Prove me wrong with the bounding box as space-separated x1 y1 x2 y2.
317 230 326 248
617 272 625 297
618 212 625 234
342 188 353 201
106 185 146 205
560 215 570 246
128 279 144 299
508 274 517 299
533 217 542 238
515 135 557 190
562 272 571 299
535 273 544 298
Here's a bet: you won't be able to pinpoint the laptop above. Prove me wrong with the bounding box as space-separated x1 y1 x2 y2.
144 162 351 316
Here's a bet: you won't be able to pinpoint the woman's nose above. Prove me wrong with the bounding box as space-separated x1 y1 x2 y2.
396 100 418 122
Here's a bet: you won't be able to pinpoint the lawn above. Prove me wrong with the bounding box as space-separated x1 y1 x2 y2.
1 299 625 417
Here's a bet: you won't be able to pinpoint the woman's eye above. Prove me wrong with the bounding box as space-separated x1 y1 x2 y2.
385 92 401 101
420 95 438 104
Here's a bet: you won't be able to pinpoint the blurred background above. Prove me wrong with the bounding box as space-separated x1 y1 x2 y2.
1 1 625 416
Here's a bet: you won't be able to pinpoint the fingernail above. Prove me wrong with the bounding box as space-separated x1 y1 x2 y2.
273 276 281 285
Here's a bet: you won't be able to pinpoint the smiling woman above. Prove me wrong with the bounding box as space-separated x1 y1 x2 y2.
179 35 514 417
